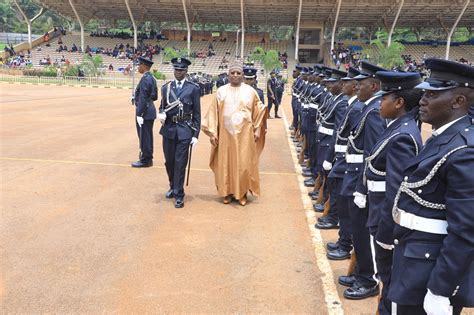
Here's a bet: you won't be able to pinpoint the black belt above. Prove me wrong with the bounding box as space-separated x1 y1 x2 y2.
171 114 192 123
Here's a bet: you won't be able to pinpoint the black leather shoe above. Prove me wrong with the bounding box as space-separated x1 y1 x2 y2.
315 221 339 229
304 178 315 187
302 170 313 177
313 202 324 212
344 283 379 300
175 198 184 208
131 160 153 168
165 189 174 199
318 216 329 222
327 248 351 260
338 275 356 287
308 191 318 198
326 241 339 251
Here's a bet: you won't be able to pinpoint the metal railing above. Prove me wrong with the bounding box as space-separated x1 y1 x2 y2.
0 73 166 89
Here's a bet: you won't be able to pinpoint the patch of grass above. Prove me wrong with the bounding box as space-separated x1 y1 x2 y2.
0 43 8 51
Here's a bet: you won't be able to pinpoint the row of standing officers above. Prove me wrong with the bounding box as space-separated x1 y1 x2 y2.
291 58 473 315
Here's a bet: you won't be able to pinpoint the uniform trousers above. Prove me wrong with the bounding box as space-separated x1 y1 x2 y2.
349 201 378 287
336 194 352 251
136 119 154 163
324 177 340 225
374 239 393 315
268 96 279 114
162 134 191 198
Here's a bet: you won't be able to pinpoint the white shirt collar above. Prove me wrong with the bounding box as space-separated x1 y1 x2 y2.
432 116 466 136
175 79 186 86
348 95 357 105
364 95 379 106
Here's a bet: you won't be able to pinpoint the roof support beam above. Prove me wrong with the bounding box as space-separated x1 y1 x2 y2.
330 0 342 52
13 0 44 49
124 0 137 50
240 0 245 59
388 0 404 47
181 0 191 56
68 0 84 52
294 0 302 62
445 0 470 60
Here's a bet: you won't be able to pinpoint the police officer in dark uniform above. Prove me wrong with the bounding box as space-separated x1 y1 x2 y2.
158 57 201 208
389 59 474 315
276 72 284 108
267 70 281 118
323 67 362 261
131 56 157 168
216 73 228 88
243 67 264 103
366 71 423 315
341 61 387 300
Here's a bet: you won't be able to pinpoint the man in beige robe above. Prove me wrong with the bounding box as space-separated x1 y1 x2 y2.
202 63 267 206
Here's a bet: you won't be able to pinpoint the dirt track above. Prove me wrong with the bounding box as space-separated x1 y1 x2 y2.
0 83 384 313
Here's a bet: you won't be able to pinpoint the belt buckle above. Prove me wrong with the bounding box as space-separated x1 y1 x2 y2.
172 116 178 123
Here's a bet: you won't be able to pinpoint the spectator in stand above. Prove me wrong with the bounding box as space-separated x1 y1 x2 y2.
108 64 114 71
58 37 63 45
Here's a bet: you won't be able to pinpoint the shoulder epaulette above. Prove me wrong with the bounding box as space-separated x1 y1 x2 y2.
187 80 200 88
461 124 474 147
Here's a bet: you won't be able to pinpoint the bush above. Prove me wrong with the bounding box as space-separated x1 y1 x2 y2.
63 65 79 77
22 66 57 77
152 70 166 80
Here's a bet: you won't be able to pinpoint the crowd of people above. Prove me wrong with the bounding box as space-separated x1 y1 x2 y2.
290 59 473 315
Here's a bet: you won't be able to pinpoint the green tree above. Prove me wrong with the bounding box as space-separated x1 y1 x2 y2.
250 47 282 74
80 54 104 76
162 47 190 63
366 39 405 69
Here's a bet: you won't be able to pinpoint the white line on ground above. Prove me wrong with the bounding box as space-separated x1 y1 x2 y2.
281 105 344 315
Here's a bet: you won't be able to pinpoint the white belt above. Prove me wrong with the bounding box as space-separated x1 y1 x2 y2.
346 154 363 163
318 126 334 135
367 180 386 192
394 209 448 235
309 104 318 110
292 93 297 97
335 144 347 153
302 104 309 109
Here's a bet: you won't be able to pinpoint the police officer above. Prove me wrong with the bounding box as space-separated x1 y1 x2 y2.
216 72 228 88
243 67 264 103
340 61 387 300
367 71 424 315
131 56 157 168
158 57 201 208
389 59 474 315
324 67 362 261
267 70 281 118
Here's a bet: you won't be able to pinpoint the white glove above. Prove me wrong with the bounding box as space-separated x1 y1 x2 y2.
190 137 198 146
136 116 144 127
353 192 367 209
157 112 167 124
423 289 452 315
323 160 333 171
376 240 394 250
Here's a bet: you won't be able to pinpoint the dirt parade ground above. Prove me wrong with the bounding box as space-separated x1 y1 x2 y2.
0 82 419 314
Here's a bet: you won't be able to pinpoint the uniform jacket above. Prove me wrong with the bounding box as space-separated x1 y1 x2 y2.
389 116 474 307
365 111 422 236
316 94 347 166
341 95 385 196
159 80 201 140
134 72 158 120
